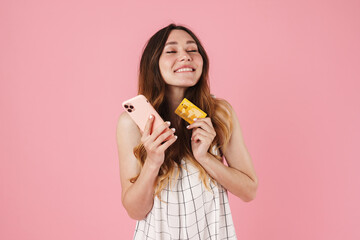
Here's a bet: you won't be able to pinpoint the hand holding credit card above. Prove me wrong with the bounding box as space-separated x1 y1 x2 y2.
174 98 207 124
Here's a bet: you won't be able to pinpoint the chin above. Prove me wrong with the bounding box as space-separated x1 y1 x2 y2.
166 79 199 88
179 81 198 88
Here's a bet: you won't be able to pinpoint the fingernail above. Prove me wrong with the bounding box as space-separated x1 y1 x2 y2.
165 121 171 126
193 118 198 121
149 115 153 119
171 128 176 132
174 135 178 139
186 125 190 129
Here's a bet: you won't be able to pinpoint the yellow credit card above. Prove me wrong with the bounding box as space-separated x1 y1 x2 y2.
174 98 207 124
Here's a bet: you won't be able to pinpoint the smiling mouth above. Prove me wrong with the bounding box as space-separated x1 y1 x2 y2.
174 68 195 73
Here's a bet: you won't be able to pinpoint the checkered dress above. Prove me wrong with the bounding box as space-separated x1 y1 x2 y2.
133 156 237 240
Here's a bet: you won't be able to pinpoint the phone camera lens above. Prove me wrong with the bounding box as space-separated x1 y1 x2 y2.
127 109 132 112
124 104 129 108
129 105 134 109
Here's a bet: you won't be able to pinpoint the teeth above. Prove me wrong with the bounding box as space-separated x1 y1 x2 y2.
175 68 194 73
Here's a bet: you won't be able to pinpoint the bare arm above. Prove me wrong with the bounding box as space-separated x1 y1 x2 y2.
116 112 177 220
187 103 258 202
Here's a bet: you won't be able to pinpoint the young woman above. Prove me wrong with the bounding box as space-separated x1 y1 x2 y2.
116 23 258 239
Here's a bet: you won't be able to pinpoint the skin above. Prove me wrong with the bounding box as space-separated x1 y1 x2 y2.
159 29 203 111
116 29 258 220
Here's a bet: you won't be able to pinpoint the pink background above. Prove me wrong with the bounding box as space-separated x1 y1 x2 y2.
1 0 359 239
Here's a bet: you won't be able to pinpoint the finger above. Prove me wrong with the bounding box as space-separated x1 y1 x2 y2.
187 120 215 135
192 127 215 140
192 132 210 143
152 128 176 147
158 135 177 152
143 114 154 137
203 117 214 127
189 117 209 126
192 128 213 139
147 121 171 143
202 118 216 135
163 128 176 141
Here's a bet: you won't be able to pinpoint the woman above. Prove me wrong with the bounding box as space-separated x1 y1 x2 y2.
116 23 258 239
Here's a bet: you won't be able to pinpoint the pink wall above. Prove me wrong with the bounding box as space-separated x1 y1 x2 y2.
1 0 359 239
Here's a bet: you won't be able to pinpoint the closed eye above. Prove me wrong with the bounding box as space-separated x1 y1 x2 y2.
166 50 198 53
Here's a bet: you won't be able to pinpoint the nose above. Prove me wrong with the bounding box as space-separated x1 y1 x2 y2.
179 50 192 62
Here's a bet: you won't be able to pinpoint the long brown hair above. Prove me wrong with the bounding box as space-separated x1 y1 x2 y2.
131 23 233 198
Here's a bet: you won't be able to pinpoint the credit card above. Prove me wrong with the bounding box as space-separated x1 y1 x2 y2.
174 98 207 124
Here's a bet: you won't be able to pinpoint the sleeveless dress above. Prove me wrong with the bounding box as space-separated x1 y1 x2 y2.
133 147 237 240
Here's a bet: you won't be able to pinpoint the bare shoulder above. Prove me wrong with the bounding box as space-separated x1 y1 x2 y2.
116 111 142 161
117 112 141 140
117 111 136 131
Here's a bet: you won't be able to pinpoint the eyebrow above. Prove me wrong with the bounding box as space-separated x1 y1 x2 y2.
165 40 197 46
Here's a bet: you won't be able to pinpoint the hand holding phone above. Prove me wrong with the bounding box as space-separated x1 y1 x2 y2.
122 95 177 167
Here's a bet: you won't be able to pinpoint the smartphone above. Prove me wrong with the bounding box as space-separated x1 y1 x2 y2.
122 95 165 133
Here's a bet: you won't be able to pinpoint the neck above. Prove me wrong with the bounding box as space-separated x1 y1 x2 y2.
165 86 187 125
165 86 187 111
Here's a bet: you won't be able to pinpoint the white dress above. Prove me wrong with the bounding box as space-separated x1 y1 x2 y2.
133 151 237 240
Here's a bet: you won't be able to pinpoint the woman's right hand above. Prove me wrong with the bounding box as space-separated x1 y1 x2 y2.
141 115 177 168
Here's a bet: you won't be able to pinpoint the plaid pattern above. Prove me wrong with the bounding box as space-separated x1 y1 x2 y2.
133 159 237 240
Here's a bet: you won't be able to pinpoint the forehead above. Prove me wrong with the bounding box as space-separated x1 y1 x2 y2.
165 30 196 46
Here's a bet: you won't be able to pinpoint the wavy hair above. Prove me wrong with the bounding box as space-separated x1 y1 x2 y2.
130 23 233 199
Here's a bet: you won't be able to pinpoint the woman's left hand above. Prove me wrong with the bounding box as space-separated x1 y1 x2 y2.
187 117 216 162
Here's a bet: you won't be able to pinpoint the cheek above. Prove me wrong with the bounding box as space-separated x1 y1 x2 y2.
159 60 168 75
196 57 203 71
195 55 203 67
159 61 173 81
160 58 173 70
